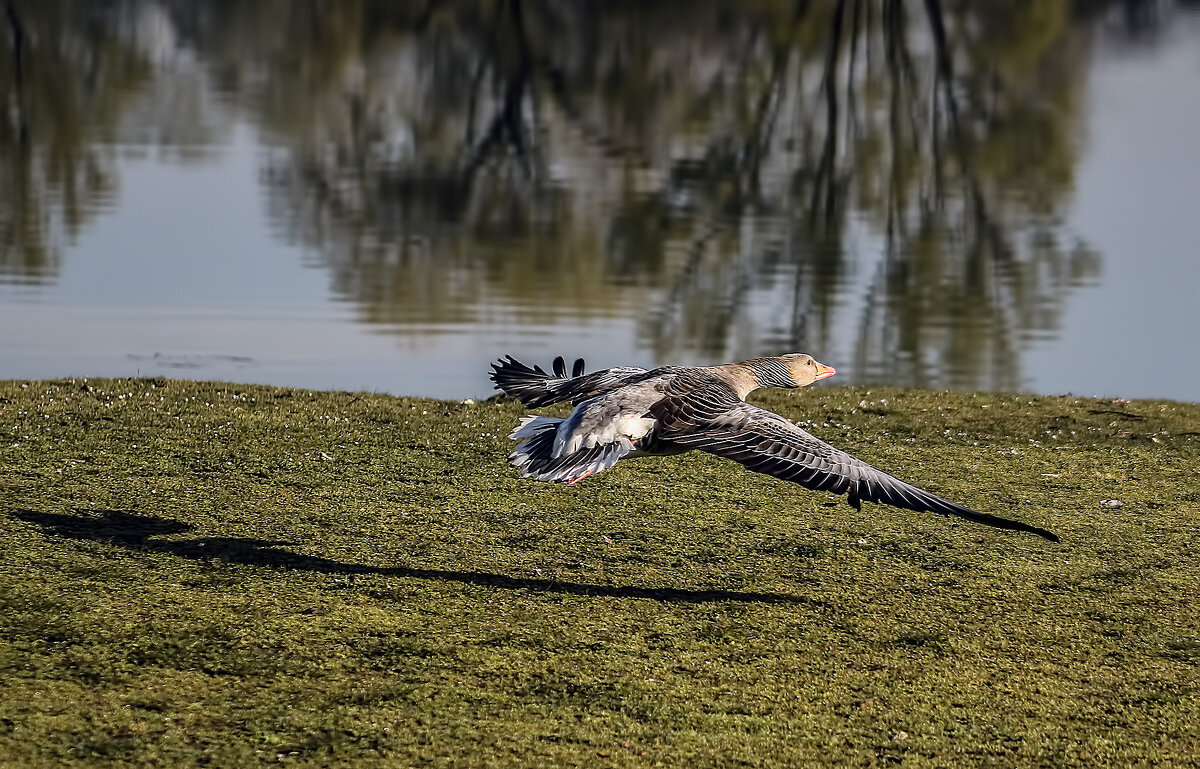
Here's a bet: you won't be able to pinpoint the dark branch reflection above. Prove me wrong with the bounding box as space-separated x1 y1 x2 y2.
0 1 148 281
3 1 1189 389
248 0 1108 390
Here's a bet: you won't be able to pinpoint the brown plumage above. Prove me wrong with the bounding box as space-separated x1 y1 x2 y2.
490 354 1058 542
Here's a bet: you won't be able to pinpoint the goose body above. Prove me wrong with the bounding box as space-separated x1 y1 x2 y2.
489 354 1058 542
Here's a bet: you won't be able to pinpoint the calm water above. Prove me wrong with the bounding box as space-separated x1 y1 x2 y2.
3 1 1200 401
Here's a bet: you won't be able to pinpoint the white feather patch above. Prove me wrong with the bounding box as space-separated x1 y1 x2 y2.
508 415 561 440
560 415 655 456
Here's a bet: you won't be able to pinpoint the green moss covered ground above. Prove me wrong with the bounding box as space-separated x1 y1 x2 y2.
1 377 1198 767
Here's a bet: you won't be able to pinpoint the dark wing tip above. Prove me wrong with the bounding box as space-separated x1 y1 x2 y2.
995 518 1060 543
1027 524 1060 543
918 491 1059 542
983 514 1059 542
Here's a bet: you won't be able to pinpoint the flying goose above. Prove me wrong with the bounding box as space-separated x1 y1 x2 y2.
489 354 1058 541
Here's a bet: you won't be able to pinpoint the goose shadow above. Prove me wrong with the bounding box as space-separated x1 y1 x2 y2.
11 509 811 606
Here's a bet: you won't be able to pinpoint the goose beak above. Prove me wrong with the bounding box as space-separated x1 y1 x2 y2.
814 362 836 381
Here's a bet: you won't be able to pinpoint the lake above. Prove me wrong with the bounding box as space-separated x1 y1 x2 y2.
3 1 1199 402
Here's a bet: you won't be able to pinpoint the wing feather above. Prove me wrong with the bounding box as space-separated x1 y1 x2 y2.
652 394 1058 542
490 355 649 407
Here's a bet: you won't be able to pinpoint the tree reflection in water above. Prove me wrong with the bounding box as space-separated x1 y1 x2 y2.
0 1 148 281
6 1 1183 390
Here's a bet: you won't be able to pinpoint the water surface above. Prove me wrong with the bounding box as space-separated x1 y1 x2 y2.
2 1 1199 401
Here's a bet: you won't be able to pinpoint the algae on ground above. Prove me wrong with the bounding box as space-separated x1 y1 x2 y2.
1 377 1198 767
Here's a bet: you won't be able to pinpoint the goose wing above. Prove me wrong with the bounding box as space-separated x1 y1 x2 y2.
490 355 648 407
649 390 1058 541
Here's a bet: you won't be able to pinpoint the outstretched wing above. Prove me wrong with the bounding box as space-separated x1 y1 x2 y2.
490 355 648 407
649 390 1058 542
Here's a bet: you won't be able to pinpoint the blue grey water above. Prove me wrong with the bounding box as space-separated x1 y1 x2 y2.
2 3 1198 402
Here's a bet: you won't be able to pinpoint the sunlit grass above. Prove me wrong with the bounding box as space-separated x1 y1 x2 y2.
1 378 1197 767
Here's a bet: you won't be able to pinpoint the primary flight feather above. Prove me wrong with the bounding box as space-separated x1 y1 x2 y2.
490 354 1058 542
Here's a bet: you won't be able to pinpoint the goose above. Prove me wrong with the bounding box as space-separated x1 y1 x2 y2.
490 354 1058 541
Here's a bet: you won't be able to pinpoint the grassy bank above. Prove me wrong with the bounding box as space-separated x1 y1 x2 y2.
1 377 1198 767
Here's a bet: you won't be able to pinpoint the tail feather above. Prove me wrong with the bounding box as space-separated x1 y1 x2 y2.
508 416 633 483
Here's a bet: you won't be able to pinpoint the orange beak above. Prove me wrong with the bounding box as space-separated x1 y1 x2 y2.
814 362 836 381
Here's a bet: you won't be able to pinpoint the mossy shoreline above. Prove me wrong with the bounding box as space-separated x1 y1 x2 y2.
2 377 1198 767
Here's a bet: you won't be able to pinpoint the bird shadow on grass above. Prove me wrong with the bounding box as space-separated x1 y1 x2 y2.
12 509 811 606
